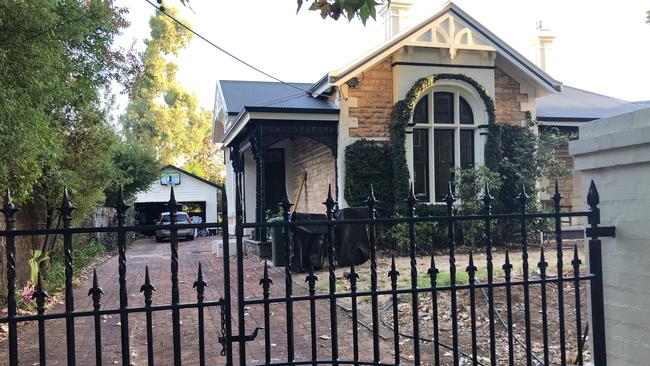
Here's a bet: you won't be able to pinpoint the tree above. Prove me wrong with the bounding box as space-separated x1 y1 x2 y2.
1 0 159 239
104 140 162 207
646 10 650 24
297 0 388 24
1 1 135 202
123 7 224 183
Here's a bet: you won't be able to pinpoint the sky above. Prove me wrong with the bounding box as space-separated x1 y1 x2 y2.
113 0 650 112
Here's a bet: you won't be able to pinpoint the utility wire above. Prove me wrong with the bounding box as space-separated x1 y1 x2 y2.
144 0 326 98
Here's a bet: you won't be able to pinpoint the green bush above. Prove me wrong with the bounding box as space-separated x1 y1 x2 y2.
453 166 502 246
344 139 394 216
387 203 448 252
485 120 569 242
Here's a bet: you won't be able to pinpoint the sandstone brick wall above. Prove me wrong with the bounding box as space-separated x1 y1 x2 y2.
348 58 394 138
291 138 336 213
495 67 528 126
543 139 575 203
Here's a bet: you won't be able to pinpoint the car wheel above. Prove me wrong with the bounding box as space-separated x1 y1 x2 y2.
155 236 163 243
187 235 195 241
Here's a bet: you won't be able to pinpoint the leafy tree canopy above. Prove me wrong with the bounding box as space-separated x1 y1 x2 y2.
0 0 159 223
122 7 224 184
297 0 388 24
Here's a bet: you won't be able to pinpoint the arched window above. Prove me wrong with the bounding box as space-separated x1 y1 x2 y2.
411 90 477 202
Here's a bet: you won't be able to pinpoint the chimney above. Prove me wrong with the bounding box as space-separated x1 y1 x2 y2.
379 1 413 40
531 21 555 73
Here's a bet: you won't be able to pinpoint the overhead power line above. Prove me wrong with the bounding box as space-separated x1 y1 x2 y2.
144 0 325 97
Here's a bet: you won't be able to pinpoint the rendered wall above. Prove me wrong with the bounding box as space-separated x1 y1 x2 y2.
570 108 650 365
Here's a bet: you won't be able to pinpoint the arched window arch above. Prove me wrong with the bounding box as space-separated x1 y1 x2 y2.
411 87 480 202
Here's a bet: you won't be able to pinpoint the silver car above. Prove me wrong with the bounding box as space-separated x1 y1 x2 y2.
155 212 195 242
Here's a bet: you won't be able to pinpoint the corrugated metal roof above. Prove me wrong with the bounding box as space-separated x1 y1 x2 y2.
537 86 648 120
218 80 337 115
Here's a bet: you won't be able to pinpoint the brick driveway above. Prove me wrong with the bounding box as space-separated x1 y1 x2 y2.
2 237 393 365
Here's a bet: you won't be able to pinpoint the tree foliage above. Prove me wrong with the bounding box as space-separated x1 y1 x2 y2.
0 1 159 227
297 0 388 24
123 7 224 184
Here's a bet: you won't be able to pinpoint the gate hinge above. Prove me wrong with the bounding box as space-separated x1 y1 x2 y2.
585 226 615 238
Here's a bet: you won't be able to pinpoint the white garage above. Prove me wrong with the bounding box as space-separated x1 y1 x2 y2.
134 165 221 232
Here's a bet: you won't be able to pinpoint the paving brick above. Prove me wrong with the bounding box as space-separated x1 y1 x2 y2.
1 237 393 365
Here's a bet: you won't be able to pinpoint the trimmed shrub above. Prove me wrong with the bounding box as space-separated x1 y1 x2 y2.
344 139 393 216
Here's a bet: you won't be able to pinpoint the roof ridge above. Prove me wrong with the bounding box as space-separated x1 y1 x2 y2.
219 79 313 85
564 85 629 102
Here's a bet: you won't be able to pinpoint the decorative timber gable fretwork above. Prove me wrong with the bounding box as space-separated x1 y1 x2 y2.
407 13 495 59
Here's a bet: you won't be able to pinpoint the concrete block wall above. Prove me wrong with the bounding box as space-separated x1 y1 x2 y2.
570 108 650 365
291 137 336 213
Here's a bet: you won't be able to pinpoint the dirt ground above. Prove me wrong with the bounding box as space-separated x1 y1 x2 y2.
310 241 590 365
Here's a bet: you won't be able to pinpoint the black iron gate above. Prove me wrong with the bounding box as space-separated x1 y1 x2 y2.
1 180 611 365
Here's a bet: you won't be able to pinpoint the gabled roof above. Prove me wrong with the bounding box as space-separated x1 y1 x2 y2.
536 86 649 121
324 2 562 94
218 80 338 116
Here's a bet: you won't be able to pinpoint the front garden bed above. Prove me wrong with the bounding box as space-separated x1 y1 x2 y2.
312 242 589 364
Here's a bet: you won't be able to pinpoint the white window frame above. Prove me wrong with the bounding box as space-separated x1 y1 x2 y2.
407 82 487 203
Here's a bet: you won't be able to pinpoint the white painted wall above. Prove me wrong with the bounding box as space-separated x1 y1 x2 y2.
135 168 220 223
570 108 650 365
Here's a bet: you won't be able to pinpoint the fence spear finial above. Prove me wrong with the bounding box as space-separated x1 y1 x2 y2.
503 250 513 275
587 180 599 207
2 189 19 217
552 180 562 206
194 262 207 289
115 186 130 213
428 254 439 278
516 183 528 202
406 182 418 213
59 187 76 218
140 266 156 294
388 255 399 282
168 186 178 214
538 247 548 273
482 181 493 203
323 183 336 210
88 268 104 299
365 184 378 206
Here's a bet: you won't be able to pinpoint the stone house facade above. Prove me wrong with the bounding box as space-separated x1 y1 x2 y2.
211 1 624 237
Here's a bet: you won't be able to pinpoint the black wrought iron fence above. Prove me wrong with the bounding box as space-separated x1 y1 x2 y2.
0 180 611 366
234 180 610 366
0 187 234 366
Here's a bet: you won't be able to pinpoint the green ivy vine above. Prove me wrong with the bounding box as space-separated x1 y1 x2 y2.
389 73 497 211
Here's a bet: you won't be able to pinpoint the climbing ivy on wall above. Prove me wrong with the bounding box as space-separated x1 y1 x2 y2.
388 73 497 212
344 139 393 215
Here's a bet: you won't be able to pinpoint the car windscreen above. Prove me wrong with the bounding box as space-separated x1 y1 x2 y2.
160 213 189 223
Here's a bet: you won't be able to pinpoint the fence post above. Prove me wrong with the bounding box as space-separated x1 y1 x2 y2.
3 190 20 366
587 181 607 365
114 187 130 366
59 188 77 366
